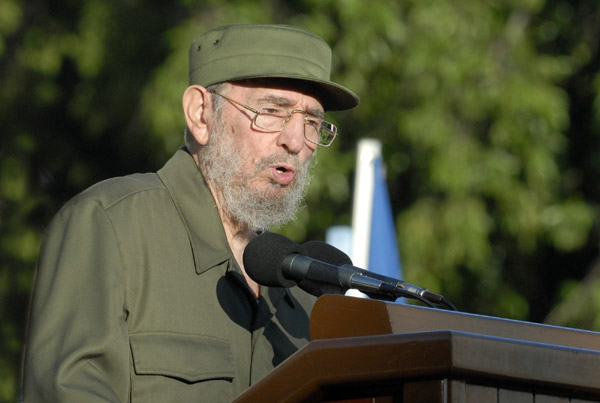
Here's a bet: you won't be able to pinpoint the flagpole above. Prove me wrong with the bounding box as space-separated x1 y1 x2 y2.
351 139 381 270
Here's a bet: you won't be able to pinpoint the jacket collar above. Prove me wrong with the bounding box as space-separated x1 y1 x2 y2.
157 148 232 275
157 148 296 306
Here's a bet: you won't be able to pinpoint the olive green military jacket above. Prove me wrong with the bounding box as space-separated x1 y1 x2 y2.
23 149 316 402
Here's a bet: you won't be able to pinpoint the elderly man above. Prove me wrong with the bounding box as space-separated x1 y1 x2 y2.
22 24 358 402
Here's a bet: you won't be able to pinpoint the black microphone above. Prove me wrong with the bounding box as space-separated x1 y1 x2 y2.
243 233 408 300
303 240 446 304
242 232 305 288
302 240 353 266
281 253 401 296
300 241 396 301
298 241 352 296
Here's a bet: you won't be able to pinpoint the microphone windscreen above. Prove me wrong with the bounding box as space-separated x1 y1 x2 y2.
243 232 305 288
298 241 353 297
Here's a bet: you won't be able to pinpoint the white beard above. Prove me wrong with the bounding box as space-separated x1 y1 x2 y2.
198 116 314 233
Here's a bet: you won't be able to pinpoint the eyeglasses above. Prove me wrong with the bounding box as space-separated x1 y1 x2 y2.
211 92 338 147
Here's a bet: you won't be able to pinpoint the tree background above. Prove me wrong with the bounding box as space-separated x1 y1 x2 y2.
1 0 600 400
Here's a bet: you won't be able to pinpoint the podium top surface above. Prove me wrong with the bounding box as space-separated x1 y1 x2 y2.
310 294 600 351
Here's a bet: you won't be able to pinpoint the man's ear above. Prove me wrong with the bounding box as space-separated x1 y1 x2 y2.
182 85 212 146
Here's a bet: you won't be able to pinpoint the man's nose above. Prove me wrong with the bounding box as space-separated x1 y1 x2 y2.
277 111 307 154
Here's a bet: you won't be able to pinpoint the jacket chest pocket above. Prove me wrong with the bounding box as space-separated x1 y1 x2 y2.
130 332 235 382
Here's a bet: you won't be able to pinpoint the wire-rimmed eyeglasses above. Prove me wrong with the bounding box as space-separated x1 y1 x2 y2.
211 92 337 147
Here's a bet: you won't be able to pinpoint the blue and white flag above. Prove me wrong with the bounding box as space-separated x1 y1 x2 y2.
351 139 403 281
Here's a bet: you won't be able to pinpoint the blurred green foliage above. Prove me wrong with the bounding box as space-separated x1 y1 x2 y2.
1 0 600 400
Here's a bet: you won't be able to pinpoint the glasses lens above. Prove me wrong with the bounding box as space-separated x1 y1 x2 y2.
303 126 336 147
255 107 337 147
304 126 320 145
319 128 336 146
318 122 337 146
255 108 289 131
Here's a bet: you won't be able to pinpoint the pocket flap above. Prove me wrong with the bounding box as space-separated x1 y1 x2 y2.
130 332 235 382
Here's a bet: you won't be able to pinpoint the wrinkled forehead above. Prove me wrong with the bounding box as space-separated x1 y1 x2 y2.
227 78 326 110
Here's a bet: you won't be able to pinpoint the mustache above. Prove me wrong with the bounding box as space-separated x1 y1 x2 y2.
254 150 304 173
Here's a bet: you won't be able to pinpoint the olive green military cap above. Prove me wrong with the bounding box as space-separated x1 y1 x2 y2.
188 24 359 111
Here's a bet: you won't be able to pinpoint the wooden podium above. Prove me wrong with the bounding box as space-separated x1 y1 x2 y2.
233 294 600 403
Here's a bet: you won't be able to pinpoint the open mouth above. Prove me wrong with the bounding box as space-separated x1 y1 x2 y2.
272 164 295 185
